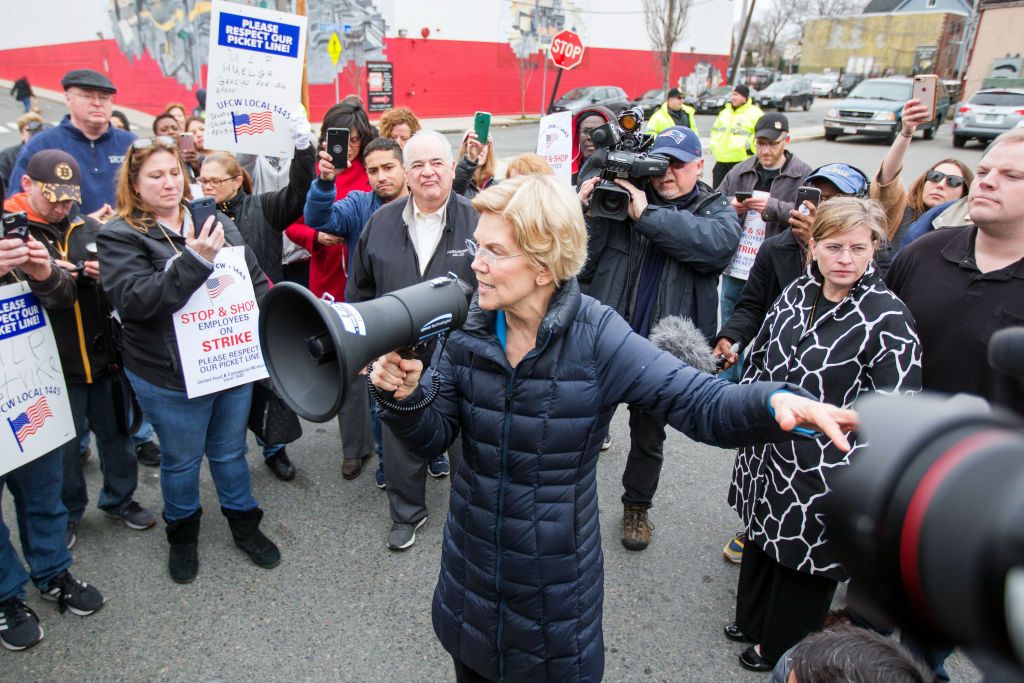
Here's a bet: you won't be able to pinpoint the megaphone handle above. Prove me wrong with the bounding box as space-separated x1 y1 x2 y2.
366 336 449 413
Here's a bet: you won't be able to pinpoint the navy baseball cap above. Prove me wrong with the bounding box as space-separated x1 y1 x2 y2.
651 126 702 163
805 163 868 196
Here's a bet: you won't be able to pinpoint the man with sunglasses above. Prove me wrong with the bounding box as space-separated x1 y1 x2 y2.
578 126 741 552
6 69 135 216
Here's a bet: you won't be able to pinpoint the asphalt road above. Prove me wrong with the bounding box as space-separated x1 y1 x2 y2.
1 93 983 682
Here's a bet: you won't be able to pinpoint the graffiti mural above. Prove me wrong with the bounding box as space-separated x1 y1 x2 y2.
681 61 723 97
306 0 387 85
108 0 291 89
504 0 588 59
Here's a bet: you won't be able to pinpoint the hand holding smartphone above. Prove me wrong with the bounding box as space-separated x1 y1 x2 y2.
912 74 938 122
189 197 217 237
734 191 753 202
178 133 196 154
796 186 821 216
473 112 492 146
326 128 350 170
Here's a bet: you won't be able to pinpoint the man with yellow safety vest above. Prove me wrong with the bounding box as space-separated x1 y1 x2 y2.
4 149 156 550
645 88 699 137
709 84 763 187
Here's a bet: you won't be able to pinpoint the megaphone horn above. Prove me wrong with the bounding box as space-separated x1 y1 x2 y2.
259 275 475 422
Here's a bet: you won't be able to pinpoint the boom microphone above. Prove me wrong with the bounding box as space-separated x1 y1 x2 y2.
259 274 475 422
649 316 720 375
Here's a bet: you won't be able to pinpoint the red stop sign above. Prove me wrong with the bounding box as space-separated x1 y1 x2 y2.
550 30 585 70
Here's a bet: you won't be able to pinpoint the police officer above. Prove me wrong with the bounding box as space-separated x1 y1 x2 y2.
709 84 763 188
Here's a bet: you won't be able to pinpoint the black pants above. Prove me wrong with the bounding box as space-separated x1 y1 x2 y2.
453 657 492 682
621 405 666 508
712 160 739 188
735 538 837 663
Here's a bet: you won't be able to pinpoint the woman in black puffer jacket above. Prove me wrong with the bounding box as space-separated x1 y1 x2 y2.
371 175 859 683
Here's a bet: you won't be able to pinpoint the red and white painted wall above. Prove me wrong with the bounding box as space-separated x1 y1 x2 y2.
0 0 731 120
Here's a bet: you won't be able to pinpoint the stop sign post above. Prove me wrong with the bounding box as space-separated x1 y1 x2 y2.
547 30 586 114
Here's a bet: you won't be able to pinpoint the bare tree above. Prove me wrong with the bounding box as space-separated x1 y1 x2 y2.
643 0 692 90
515 54 540 119
805 0 861 17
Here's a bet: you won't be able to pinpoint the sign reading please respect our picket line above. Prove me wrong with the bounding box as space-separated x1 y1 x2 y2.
204 0 308 157
0 282 75 476
173 247 268 398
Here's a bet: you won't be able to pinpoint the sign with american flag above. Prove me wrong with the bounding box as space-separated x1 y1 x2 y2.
231 111 275 141
173 247 268 398
205 0 308 157
206 274 236 299
0 282 75 475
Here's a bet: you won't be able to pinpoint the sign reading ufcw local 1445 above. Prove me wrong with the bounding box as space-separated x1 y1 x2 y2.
0 282 75 476
204 0 308 157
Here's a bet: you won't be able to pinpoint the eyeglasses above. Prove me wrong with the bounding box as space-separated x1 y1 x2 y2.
925 170 965 188
198 176 238 188
131 136 176 151
69 90 113 103
667 159 690 170
466 239 521 265
819 243 873 258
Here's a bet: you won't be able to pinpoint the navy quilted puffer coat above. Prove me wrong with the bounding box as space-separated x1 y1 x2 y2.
382 279 805 682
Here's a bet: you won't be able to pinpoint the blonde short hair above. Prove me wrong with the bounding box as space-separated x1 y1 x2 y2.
471 175 587 284
808 197 887 263
504 153 555 179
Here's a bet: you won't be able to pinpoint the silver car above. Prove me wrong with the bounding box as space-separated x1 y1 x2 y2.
952 88 1024 148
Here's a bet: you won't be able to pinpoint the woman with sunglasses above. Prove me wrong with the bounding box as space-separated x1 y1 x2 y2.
195 114 315 480
726 198 920 673
97 136 280 584
872 99 973 274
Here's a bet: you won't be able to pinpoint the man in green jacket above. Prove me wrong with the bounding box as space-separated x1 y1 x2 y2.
709 84 763 187
645 88 698 136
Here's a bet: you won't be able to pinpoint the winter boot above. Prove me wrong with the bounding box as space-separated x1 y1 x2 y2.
165 509 202 584
222 507 280 569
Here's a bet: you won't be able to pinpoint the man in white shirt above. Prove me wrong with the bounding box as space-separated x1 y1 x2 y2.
347 130 479 550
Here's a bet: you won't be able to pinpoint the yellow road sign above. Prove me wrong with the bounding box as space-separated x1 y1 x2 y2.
328 33 342 66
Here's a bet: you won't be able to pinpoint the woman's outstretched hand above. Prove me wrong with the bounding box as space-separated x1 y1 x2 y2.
769 392 859 452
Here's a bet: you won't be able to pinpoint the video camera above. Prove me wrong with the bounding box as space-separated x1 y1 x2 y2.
825 326 1024 675
586 107 669 221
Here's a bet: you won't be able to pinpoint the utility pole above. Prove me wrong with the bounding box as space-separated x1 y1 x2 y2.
729 0 758 85
953 0 981 83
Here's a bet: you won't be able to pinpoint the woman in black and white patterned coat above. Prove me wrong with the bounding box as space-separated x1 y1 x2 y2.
725 198 922 673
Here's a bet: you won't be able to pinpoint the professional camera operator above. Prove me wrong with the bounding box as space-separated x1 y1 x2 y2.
579 126 741 551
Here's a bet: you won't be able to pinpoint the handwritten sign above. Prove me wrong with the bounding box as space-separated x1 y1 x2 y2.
725 190 771 281
0 282 75 476
536 111 572 184
205 0 308 157
173 247 268 398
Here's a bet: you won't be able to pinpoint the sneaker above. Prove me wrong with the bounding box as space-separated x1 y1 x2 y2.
106 501 157 530
723 531 745 564
621 503 654 551
0 598 43 651
601 435 612 451
388 516 427 551
136 440 161 467
65 520 77 550
40 570 104 616
375 461 386 489
428 453 450 478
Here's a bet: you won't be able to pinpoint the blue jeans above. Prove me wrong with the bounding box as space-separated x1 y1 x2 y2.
125 370 258 522
132 416 155 445
0 448 73 602
718 273 747 383
61 377 139 522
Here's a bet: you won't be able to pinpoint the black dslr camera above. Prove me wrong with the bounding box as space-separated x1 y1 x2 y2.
586 107 669 221
825 326 1024 676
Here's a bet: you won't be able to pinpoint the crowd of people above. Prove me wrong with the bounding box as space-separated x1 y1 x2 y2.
0 70 1021 683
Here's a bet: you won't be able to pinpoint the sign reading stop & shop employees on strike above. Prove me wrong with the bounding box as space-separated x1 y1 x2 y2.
0 282 75 476
537 111 572 184
173 247 268 398
550 30 585 70
205 0 308 158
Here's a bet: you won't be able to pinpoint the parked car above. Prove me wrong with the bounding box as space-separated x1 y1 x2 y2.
756 79 815 112
952 88 1024 148
740 67 779 91
696 85 759 114
836 73 865 98
823 77 950 143
550 86 630 115
631 88 665 118
810 72 842 98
